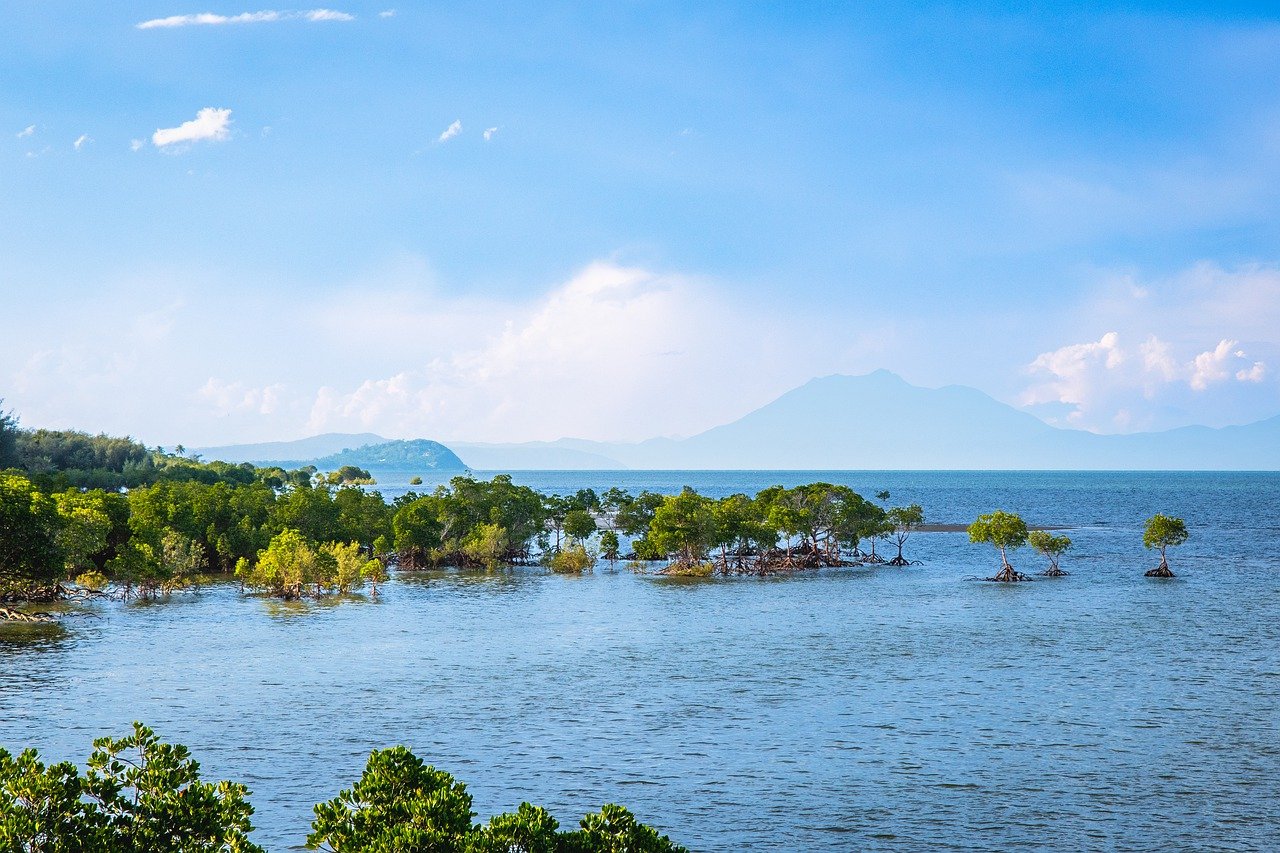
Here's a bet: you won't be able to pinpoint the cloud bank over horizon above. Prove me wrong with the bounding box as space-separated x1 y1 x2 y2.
3 254 1278 447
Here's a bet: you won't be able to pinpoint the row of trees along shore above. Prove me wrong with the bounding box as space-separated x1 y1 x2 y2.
0 723 687 852
1 412 1191 610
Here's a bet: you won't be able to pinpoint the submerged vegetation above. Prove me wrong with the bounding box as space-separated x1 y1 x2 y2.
0 725 686 853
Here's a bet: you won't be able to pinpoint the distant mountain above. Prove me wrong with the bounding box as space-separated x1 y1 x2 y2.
196 433 386 465
457 371 1280 470
310 439 467 472
193 372 1280 471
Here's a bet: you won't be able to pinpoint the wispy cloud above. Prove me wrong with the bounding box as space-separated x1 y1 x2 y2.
483 126 498 141
379 9 396 18
136 9 353 29
130 139 145 152
16 124 35 139
73 134 91 151
152 107 232 148
438 119 462 143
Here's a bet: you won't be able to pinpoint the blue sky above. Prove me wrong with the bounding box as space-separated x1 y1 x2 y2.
4 2 1280 445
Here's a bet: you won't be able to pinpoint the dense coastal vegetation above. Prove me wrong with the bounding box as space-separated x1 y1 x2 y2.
0 724 686 852
0 410 1190 612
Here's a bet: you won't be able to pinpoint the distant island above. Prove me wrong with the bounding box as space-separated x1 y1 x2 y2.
195 436 468 473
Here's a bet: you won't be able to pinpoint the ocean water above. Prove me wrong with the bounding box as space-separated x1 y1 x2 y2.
2 471 1278 851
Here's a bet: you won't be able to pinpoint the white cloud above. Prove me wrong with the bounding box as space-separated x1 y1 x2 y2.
152 108 232 148
16 124 35 138
483 126 498 141
136 10 353 29
379 9 396 18
130 139 145 152
438 120 462 143
1024 331 1271 430
73 134 90 151
304 9 354 21
1015 262 1280 431
198 378 285 415
301 261 859 443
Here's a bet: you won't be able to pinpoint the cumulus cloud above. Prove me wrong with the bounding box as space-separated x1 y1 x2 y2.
16 124 35 138
438 120 462 143
152 108 232 148
483 126 498 141
73 134 90 151
301 261 856 443
136 9 353 29
1024 331 1271 431
198 378 285 415
1017 262 1280 431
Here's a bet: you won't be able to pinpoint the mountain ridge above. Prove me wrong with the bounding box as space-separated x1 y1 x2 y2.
195 372 1280 470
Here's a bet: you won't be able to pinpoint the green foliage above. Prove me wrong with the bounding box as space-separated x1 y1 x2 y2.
324 466 376 486
598 530 620 561
307 748 684 853
409 476 423 486
462 523 509 569
0 402 18 470
237 529 320 599
649 488 714 567
561 804 688 853
469 802 560 853
393 496 444 568
548 543 596 574
52 490 113 577
968 511 1029 567
563 508 597 542
0 472 63 597
0 722 263 853
307 747 476 853
320 541 381 594
1143 513 1188 566
1028 529 1072 574
1143 514 1188 551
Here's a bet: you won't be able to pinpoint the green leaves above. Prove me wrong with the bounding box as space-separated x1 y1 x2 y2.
5 730 687 853
1143 513 1188 552
307 747 476 853
967 510 1029 551
0 723 263 853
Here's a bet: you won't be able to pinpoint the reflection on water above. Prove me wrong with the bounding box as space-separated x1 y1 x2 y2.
0 621 68 654
2 472 1278 852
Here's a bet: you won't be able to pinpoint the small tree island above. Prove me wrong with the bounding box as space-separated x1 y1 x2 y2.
1143 513 1188 578
968 510 1031 582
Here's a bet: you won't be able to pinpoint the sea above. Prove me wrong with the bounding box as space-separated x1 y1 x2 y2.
2 471 1277 851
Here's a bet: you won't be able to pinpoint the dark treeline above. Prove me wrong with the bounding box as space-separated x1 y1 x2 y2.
0 723 687 852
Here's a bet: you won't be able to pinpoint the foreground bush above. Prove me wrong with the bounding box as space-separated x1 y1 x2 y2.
0 722 262 852
0 727 687 853
309 746 687 852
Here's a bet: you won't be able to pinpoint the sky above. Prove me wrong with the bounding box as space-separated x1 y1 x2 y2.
4 1 1280 446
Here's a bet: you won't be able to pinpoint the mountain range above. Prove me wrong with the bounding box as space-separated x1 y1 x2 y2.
195 371 1280 470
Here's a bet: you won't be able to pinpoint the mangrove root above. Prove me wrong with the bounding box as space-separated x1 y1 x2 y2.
1041 568 1069 577
986 564 1031 583
0 607 58 623
1145 561 1175 578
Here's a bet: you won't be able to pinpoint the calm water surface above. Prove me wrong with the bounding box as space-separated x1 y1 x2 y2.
3 472 1278 851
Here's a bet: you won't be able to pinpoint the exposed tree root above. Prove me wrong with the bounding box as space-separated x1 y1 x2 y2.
1041 568 1069 577
1145 561 1175 578
0 606 58 623
886 556 922 567
986 563 1031 582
